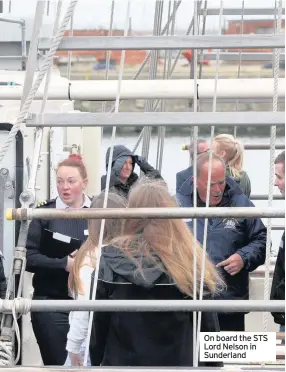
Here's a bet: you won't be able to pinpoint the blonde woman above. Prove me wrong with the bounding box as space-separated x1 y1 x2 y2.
89 178 224 367
212 134 251 197
65 192 127 367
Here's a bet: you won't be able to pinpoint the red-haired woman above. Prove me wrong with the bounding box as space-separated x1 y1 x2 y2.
26 154 91 366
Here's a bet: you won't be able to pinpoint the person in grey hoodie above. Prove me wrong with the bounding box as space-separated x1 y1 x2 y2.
101 145 162 197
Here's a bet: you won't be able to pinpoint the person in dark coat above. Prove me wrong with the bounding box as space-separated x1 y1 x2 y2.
176 152 267 332
101 145 162 197
90 178 223 367
26 154 91 366
176 139 209 192
270 151 285 334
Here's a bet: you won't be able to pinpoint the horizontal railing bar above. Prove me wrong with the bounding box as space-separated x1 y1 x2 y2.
183 144 285 151
0 55 28 60
38 35 285 51
271 225 285 231
3 78 284 100
250 194 283 200
243 144 285 150
6 207 285 220
200 52 286 61
1 299 284 313
199 8 286 16
26 112 285 128
199 98 285 103
0 17 25 25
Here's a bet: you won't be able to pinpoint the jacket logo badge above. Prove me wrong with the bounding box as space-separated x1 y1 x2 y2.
223 218 238 229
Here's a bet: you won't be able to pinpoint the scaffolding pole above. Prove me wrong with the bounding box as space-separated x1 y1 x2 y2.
6 207 285 221
199 7 286 15
0 299 284 313
25 112 285 127
1 78 284 100
38 35 284 51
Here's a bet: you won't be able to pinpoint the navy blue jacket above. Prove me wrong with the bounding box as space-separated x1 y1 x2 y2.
176 166 192 192
176 177 267 300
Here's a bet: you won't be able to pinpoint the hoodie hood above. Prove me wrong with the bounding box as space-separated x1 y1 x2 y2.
99 245 173 289
105 145 134 170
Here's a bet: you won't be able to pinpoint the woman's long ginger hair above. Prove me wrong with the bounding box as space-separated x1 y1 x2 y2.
68 192 127 297
111 178 223 297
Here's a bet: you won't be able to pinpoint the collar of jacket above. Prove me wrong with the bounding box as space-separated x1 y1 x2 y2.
56 194 91 209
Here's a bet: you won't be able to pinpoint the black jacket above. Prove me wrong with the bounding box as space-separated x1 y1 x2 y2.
101 145 161 197
176 176 266 301
89 245 222 367
270 232 285 326
26 199 88 299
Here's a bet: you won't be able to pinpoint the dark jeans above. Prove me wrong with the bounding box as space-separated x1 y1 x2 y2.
31 296 69 366
218 313 245 331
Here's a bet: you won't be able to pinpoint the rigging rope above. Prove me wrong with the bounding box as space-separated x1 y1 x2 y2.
108 0 182 127
0 298 31 365
0 0 71 365
198 1 208 84
195 1 223 366
67 14 74 82
262 0 282 341
133 1 204 153
83 2 131 366
0 0 79 166
101 0 115 113
141 0 164 162
155 0 176 172
192 0 200 365
234 0 245 138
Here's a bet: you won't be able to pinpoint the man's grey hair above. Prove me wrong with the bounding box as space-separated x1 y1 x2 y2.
189 138 208 160
196 152 226 178
275 150 285 172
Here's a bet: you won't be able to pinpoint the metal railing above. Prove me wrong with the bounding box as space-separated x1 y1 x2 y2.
0 16 26 70
6 207 285 221
25 112 285 127
38 35 285 51
0 299 284 313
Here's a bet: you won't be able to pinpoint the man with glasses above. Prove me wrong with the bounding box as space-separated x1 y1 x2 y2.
176 139 209 192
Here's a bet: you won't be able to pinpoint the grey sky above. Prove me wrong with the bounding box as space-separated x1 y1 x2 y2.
1 0 283 31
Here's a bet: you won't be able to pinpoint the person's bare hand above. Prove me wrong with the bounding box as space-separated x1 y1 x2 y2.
216 253 244 276
69 351 83 366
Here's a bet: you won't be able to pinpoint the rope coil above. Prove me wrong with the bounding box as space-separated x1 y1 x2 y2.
0 298 31 366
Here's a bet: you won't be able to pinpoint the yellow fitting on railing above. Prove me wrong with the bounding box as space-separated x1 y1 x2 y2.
6 208 13 221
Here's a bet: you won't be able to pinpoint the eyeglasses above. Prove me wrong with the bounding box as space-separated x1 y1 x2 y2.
197 148 210 155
